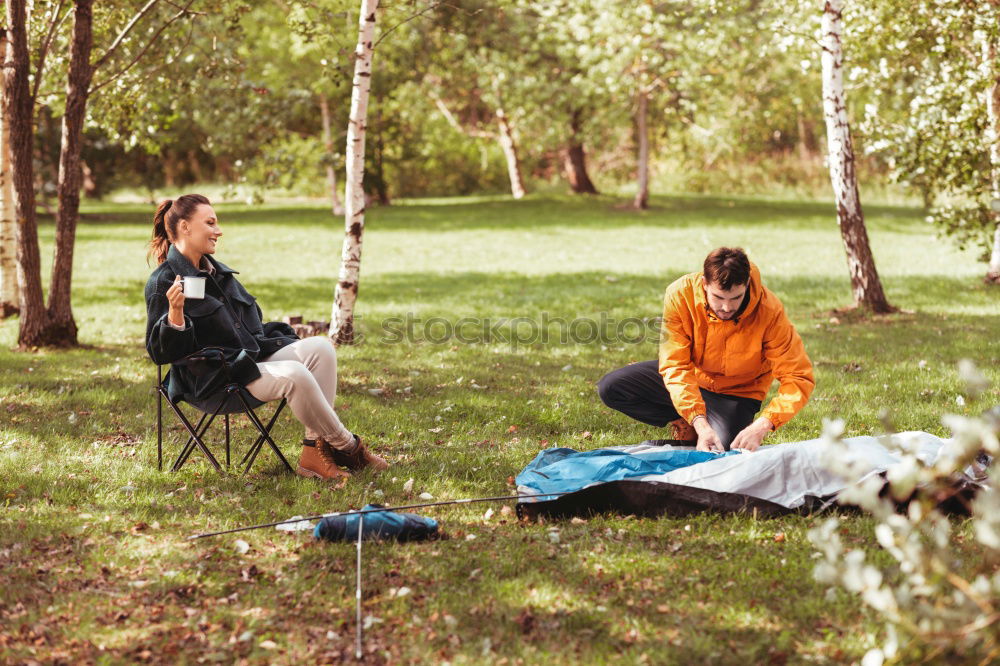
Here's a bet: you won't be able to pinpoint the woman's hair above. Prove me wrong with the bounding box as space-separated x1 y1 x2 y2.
148 193 211 264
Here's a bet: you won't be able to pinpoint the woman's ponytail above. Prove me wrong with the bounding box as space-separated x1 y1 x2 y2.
146 194 210 265
147 199 173 265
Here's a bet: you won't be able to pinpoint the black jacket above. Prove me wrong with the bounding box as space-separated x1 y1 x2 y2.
144 245 298 404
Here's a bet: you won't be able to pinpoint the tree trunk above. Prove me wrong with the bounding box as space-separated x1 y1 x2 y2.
330 0 378 346
0 29 19 318
46 0 95 346
81 160 97 197
495 105 526 199
820 0 893 312
4 0 52 346
162 148 178 187
633 90 650 210
319 92 345 216
797 112 818 162
563 108 598 195
983 35 1000 283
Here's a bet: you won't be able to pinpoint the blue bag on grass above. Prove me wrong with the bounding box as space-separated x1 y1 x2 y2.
313 504 439 542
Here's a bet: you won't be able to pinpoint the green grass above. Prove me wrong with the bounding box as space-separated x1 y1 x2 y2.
1 192 997 663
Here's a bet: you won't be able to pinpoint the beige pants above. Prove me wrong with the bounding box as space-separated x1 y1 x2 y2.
245 336 354 449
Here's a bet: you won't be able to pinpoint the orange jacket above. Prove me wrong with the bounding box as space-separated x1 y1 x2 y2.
657 263 814 429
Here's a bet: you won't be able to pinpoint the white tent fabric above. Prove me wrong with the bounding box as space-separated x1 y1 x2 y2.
619 431 952 509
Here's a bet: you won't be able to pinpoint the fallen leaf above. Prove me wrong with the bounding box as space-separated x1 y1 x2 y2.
514 608 535 635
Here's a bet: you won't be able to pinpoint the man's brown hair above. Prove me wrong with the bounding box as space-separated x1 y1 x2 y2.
703 247 750 290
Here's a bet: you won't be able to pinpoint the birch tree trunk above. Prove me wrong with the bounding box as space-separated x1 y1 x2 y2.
319 92 345 217
820 0 893 312
633 90 650 210
0 30 19 318
495 105 526 199
564 108 598 195
47 0 95 345
330 0 378 346
982 35 1000 283
4 0 52 346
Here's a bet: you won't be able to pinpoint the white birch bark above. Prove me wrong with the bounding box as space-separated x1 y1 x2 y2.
319 92 345 217
0 31 18 317
633 89 650 210
981 34 1000 282
495 105 526 199
820 0 892 311
330 0 378 345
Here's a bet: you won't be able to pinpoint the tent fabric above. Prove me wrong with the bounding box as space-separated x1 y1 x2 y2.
515 447 738 499
516 431 966 520
314 504 439 542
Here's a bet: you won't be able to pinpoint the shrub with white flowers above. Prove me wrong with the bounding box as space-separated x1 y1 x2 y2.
809 360 1000 664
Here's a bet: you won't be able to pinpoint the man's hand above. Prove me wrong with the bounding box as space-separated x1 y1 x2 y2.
693 416 724 453
167 275 186 328
730 417 774 452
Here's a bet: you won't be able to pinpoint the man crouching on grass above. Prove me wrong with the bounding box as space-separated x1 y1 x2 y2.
597 247 815 452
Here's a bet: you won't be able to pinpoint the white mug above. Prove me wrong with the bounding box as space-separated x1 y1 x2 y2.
181 276 206 299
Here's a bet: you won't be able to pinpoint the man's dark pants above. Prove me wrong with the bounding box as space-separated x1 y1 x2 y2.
597 360 761 450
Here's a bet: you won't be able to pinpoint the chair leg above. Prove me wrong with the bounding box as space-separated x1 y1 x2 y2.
165 400 223 472
241 403 290 475
238 395 293 475
156 367 164 472
238 398 286 467
225 413 231 468
172 411 217 472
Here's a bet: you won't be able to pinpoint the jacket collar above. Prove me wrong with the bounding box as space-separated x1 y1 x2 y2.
166 244 238 277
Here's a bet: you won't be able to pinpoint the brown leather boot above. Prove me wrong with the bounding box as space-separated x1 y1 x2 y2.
324 435 389 472
296 440 351 480
668 417 697 442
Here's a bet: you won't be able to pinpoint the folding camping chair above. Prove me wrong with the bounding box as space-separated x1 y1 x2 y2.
154 347 293 475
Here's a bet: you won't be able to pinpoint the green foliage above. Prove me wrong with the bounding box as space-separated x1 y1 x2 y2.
847 0 1000 259
26 0 999 221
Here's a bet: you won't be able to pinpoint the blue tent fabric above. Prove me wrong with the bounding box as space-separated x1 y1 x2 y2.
516 447 738 499
314 504 439 542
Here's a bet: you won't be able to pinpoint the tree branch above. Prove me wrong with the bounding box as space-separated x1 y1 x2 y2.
30 0 69 104
429 89 493 139
88 16 196 101
373 0 460 50
92 0 161 70
89 0 197 94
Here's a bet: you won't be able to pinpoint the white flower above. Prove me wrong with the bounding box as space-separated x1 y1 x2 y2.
862 648 884 666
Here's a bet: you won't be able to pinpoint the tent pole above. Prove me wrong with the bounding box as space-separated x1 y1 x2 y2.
355 513 364 659
186 492 570 540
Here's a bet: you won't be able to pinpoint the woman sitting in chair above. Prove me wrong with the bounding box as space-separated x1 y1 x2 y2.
144 193 387 480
